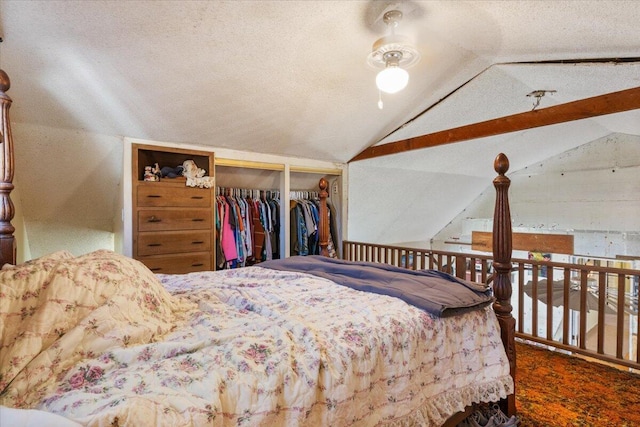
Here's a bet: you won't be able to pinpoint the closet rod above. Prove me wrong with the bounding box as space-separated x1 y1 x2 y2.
290 190 319 200
217 187 280 197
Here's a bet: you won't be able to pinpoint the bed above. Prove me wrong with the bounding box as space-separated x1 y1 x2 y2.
0 69 517 426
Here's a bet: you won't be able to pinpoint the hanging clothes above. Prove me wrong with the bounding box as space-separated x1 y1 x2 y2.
252 197 266 261
218 196 238 264
216 187 280 269
289 190 337 258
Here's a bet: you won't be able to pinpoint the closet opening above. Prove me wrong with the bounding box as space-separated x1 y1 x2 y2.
290 170 343 259
215 162 284 270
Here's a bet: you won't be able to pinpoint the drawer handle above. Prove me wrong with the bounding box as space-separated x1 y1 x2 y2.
191 196 204 200
192 241 204 245
192 218 205 222
147 195 162 198
191 263 204 267
147 243 162 247
150 267 162 272
148 216 162 223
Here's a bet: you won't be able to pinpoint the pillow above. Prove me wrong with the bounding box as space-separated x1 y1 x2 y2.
0 251 75 393
0 250 181 407
0 250 75 337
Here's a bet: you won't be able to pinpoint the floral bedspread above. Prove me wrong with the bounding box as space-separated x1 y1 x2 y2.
0 250 513 426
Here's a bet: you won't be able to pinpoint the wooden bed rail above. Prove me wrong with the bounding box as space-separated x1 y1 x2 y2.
0 69 16 268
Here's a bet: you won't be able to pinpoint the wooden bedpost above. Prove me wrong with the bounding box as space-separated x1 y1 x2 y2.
492 153 516 416
318 177 329 257
0 69 16 267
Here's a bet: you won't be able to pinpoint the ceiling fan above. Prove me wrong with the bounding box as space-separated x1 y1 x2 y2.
366 4 421 108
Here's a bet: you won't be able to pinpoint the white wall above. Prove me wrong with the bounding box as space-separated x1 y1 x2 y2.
10 124 347 262
432 134 640 259
11 121 638 263
12 122 122 258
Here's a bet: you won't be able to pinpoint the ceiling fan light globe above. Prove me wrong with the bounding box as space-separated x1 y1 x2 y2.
376 66 409 94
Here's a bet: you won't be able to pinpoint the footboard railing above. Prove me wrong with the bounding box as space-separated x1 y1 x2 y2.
342 241 495 283
343 240 640 371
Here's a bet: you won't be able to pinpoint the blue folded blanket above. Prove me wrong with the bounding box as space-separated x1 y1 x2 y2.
259 256 493 317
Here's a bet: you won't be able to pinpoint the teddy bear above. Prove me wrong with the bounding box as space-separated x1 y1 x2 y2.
182 160 206 179
182 159 214 188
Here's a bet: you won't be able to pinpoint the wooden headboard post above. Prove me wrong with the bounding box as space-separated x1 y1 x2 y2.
492 153 516 416
318 177 329 257
0 69 16 268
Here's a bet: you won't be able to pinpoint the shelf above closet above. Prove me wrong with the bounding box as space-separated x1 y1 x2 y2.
215 158 285 171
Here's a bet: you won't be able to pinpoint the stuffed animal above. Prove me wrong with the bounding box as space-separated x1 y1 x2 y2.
182 160 206 179
152 163 162 181
143 165 159 181
160 165 185 178
182 159 214 188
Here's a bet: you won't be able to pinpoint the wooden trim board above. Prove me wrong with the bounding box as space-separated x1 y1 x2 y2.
472 231 574 254
351 86 640 162
215 158 285 171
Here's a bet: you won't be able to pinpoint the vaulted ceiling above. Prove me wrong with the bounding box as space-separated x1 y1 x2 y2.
0 1 639 255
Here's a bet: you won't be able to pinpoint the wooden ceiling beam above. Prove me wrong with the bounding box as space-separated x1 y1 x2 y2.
350 86 640 162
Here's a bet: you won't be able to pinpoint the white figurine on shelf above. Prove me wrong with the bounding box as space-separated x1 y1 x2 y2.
182 159 214 188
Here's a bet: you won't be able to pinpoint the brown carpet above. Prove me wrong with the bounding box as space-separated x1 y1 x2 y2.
515 341 640 426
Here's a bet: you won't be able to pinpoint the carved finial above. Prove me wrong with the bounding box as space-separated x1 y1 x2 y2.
0 69 10 93
494 153 509 175
317 177 330 257
319 177 328 192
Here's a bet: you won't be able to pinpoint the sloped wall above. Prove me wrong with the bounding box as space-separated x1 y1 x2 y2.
432 133 640 258
347 141 501 246
12 122 122 258
10 122 638 262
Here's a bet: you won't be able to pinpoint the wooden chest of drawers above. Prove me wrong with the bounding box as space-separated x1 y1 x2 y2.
132 145 215 274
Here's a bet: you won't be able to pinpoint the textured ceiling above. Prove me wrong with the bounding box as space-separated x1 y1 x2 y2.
1 0 639 255
2 0 639 163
